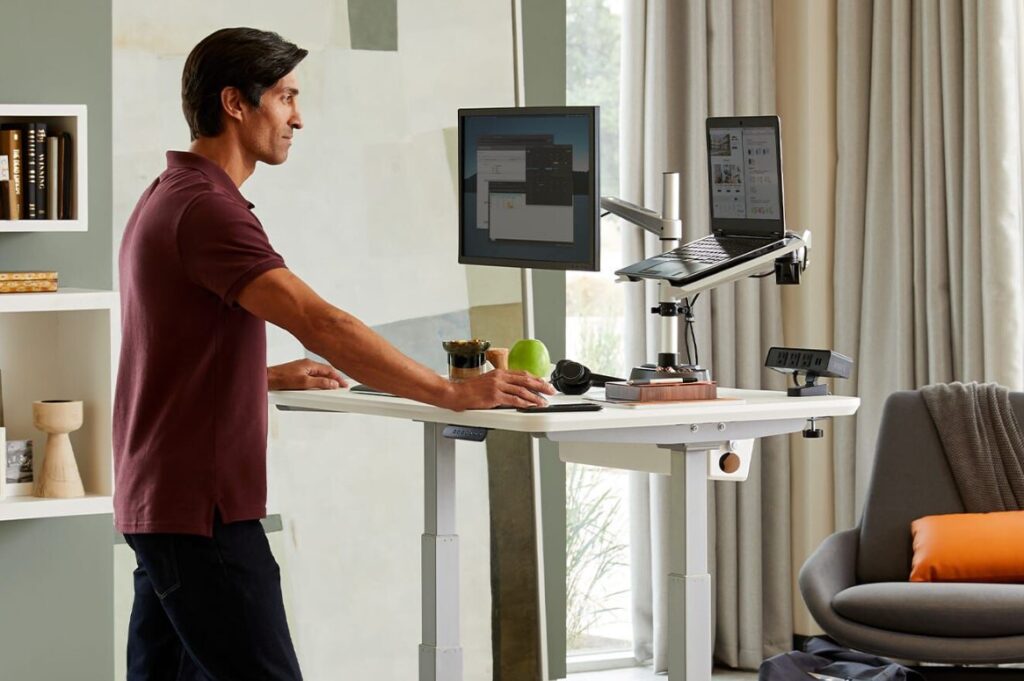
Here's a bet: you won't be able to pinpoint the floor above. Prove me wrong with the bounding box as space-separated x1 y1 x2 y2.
567 668 1024 681
569 667 755 680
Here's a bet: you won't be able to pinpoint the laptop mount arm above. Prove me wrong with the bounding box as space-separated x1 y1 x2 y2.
600 172 812 382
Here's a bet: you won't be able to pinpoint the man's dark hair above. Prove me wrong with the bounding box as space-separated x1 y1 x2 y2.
181 28 308 140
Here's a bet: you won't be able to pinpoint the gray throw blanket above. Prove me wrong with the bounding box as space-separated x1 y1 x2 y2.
920 381 1024 512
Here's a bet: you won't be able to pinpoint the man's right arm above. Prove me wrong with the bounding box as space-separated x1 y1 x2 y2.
237 267 553 410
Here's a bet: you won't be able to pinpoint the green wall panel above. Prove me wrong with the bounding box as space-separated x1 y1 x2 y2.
522 1 568 677
0 0 113 290
0 0 114 677
348 0 398 51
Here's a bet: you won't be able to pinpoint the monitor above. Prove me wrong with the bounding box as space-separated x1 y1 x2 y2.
458 106 600 271
705 115 785 239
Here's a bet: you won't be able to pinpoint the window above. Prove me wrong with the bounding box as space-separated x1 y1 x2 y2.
565 0 633 671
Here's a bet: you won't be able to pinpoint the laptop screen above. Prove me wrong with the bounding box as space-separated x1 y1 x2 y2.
706 116 785 238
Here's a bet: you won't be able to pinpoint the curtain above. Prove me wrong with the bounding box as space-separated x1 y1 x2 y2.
833 0 1024 527
621 0 793 671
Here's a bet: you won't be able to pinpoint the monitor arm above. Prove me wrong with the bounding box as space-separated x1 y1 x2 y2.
600 172 683 241
600 172 690 378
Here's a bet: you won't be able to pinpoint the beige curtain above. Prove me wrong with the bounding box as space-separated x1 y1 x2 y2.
833 0 1024 527
621 0 793 671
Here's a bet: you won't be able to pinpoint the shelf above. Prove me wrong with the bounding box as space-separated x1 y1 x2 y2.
0 288 117 313
0 219 84 232
0 104 87 231
0 295 117 506
0 494 112 521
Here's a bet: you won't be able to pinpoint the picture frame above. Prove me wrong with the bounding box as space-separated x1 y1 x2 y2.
0 426 5 500
5 437 34 497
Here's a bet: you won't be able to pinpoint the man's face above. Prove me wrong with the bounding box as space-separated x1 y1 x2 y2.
239 71 302 165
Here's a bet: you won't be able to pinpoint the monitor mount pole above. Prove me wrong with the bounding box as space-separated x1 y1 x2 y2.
600 172 711 381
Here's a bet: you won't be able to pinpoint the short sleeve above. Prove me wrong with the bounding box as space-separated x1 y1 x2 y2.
177 192 286 305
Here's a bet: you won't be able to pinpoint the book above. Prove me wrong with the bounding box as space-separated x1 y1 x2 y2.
0 271 59 281
46 136 58 218
24 123 36 219
0 129 22 219
0 279 58 293
604 379 718 402
35 123 46 219
59 132 72 219
0 154 7 218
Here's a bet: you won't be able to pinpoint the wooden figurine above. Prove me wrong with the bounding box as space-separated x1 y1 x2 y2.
32 399 85 498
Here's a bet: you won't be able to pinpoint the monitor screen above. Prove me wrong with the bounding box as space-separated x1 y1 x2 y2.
458 106 599 271
706 115 785 238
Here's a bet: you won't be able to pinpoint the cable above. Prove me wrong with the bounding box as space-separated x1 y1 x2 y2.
792 371 802 388
749 270 775 278
600 211 611 218
690 319 699 366
681 296 700 367
682 303 693 364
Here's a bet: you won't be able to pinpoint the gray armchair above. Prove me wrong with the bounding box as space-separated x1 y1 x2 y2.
799 390 1024 664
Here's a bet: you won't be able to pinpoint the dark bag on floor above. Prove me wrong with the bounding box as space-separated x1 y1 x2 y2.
759 637 924 681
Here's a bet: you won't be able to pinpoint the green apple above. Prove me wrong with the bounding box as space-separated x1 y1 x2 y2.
508 338 551 379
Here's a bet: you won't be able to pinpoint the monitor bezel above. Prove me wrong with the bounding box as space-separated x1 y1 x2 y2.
705 115 786 239
458 106 600 272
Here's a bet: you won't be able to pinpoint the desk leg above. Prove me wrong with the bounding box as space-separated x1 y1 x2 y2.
667 445 712 681
420 423 463 681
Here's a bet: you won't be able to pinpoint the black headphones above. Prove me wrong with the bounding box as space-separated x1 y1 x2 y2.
550 359 622 395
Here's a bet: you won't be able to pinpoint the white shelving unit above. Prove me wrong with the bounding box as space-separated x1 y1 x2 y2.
0 288 118 521
0 104 88 232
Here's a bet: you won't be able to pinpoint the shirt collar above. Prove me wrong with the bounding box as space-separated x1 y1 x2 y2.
165 151 255 209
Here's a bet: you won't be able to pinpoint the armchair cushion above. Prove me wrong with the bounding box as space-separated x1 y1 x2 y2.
910 510 1024 582
832 582 1024 637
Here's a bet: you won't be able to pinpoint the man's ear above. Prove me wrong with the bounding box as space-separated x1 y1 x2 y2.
220 86 246 124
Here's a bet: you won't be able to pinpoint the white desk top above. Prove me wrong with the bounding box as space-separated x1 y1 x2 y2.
269 386 860 434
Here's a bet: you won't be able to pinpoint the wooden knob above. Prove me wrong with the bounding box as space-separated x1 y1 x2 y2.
718 452 741 474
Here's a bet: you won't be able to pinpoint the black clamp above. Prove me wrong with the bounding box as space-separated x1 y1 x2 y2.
774 232 811 285
650 302 696 321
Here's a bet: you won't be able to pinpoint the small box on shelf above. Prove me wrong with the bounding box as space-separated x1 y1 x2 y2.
4 436 34 497
0 270 59 294
0 104 87 232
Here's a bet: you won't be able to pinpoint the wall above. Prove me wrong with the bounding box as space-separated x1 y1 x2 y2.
0 1 114 288
111 2 517 678
0 0 115 678
521 0 569 677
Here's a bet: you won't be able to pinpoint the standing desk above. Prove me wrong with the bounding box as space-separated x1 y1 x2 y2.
270 387 859 681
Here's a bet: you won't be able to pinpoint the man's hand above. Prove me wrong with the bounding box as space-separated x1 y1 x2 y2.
268 359 347 391
444 369 555 411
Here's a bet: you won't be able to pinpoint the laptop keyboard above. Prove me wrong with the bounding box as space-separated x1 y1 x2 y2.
669 236 764 264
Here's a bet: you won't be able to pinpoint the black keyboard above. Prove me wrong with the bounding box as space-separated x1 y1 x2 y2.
670 236 766 264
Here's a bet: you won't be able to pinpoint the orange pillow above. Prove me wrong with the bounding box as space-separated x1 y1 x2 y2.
910 510 1024 582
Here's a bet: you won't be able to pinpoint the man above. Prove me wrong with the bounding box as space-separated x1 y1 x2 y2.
114 27 553 680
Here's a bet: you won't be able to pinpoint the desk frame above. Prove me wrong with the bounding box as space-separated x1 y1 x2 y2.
272 389 858 681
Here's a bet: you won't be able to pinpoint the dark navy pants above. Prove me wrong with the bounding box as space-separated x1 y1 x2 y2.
124 512 303 681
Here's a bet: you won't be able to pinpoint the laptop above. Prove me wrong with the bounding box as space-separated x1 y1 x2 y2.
616 115 793 287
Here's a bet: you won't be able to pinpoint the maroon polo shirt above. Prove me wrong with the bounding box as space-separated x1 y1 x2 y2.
114 151 286 536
